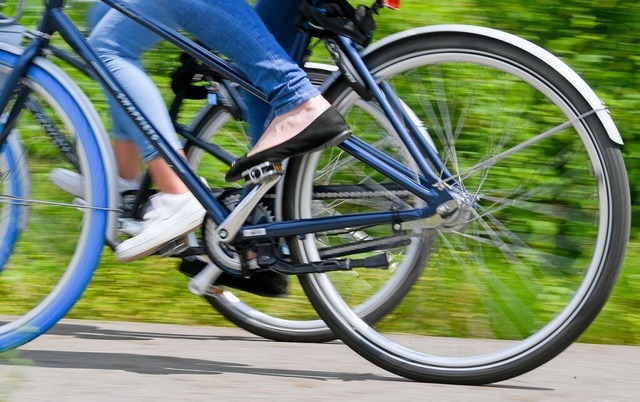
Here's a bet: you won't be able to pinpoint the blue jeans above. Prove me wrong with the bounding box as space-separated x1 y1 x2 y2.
246 0 306 144
88 0 317 161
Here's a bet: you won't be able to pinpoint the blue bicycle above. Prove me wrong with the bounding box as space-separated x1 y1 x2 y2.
0 0 630 384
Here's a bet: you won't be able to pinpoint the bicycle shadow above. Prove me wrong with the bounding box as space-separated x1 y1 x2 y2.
1 349 394 383
0 349 554 390
0 322 553 390
45 322 267 343
0 321 389 382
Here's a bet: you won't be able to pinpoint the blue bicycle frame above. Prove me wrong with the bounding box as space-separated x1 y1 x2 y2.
0 0 456 245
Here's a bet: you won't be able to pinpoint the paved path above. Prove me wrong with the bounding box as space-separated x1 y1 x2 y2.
0 318 637 401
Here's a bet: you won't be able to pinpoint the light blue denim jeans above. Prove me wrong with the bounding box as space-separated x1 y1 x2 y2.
88 0 317 161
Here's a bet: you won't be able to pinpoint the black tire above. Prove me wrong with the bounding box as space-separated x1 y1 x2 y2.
291 27 630 383
185 67 335 342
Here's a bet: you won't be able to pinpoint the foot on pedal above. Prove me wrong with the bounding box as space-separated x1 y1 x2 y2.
224 106 351 182
239 161 284 185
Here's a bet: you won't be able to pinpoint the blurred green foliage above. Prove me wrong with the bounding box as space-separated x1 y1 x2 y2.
3 0 638 343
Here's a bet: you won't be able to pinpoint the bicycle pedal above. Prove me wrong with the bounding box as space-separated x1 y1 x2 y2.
187 259 224 297
158 236 190 256
241 161 283 185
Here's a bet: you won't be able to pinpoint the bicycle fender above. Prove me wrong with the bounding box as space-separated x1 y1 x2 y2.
0 24 27 47
361 24 624 145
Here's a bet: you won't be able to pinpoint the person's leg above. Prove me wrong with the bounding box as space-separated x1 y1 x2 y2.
242 0 306 144
89 3 204 261
256 0 305 55
159 0 347 183
176 1 307 295
161 0 318 115
113 140 141 181
85 1 110 31
89 6 182 167
51 2 143 196
89 2 143 184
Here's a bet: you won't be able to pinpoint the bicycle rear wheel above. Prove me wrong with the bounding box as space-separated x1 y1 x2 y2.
0 46 113 351
292 26 630 383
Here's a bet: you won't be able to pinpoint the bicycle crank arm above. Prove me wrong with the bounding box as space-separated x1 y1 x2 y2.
187 258 224 297
270 253 389 275
217 162 282 243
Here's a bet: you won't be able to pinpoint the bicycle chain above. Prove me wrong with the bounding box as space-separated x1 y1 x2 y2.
313 189 410 200
255 185 410 201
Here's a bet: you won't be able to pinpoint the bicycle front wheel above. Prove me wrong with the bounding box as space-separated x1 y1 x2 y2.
187 105 329 341
185 65 429 342
0 46 113 351
292 26 630 383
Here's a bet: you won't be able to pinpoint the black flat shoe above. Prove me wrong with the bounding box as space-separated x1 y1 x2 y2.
225 106 351 182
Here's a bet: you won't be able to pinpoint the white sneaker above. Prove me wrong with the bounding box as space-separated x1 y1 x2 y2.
119 218 144 237
115 192 206 262
50 168 140 198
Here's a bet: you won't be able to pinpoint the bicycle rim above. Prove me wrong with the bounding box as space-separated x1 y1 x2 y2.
0 129 28 269
0 49 109 351
297 30 630 383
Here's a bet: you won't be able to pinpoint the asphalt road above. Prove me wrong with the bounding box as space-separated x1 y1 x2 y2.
0 318 637 401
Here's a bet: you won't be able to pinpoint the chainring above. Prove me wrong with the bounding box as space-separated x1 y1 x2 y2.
203 190 274 272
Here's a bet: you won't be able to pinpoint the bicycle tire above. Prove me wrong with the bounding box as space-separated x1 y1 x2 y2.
0 44 116 351
291 26 630 383
185 65 429 342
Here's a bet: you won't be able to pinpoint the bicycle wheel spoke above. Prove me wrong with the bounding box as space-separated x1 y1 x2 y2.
441 230 539 338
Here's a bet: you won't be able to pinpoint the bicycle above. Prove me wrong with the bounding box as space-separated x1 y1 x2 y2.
0 0 630 384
